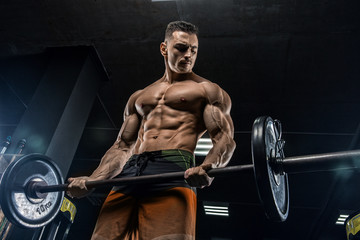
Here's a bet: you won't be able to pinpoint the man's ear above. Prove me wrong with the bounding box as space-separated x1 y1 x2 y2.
160 42 167 56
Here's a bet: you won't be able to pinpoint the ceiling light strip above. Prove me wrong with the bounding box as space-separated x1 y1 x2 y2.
205 209 229 213
204 206 228 210
335 214 349 225
204 203 229 217
195 138 213 156
205 212 229 217
195 145 213 149
194 151 210 156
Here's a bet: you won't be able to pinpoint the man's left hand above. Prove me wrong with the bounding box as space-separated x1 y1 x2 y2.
184 165 214 188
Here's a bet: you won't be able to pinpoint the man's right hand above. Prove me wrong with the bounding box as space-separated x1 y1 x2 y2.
67 176 94 199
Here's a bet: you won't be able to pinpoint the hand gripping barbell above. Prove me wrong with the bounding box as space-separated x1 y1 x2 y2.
1 116 360 228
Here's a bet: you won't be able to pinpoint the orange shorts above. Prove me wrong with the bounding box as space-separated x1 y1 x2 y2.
91 187 197 240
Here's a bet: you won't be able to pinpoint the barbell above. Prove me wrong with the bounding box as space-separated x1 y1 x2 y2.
1 116 360 228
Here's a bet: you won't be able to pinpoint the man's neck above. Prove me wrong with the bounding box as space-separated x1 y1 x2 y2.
163 68 194 84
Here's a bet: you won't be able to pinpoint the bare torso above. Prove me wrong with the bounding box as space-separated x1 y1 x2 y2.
67 29 235 197
133 75 209 154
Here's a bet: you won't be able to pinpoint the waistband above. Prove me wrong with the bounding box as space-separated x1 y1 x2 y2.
127 149 194 176
131 149 194 159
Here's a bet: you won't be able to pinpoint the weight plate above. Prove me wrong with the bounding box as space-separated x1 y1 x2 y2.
0 154 64 228
252 116 289 222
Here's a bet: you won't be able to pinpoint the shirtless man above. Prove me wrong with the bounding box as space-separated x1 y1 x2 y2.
67 21 236 240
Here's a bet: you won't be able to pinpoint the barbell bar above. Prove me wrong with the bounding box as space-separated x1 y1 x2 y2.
35 148 360 194
276 150 360 174
1 116 360 228
34 164 254 195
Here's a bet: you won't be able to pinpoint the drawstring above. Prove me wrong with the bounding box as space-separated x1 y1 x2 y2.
129 151 159 176
127 150 194 176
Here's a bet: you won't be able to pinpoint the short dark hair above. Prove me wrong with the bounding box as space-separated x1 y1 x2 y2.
165 21 198 40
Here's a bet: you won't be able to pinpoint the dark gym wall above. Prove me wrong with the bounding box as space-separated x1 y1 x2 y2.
0 47 108 239
0 0 360 239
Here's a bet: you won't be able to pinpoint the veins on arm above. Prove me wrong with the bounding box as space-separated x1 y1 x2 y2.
202 84 236 168
89 91 142 180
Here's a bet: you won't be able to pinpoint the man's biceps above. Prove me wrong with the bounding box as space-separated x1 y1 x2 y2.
224 114 235 135
118 114 140 141
204 106 222 127
124 114 141 130
204 104 222 120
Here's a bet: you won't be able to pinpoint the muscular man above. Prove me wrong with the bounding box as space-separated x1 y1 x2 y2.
67 21 236 240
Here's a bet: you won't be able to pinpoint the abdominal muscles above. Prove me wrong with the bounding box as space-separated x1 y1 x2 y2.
136 105 204 154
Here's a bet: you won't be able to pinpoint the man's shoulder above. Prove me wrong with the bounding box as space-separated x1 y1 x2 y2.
195 77 225 96
191 73 220 87
191 74 220 92
194 75 231 109
129 89 144 100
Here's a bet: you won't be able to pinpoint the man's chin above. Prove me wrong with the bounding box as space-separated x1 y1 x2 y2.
176 67 193 74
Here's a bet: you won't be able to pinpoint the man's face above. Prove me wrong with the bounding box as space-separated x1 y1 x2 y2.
162 31 198 74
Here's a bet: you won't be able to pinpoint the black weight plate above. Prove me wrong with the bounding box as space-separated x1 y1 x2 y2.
252 116 289 222
0 154 64 228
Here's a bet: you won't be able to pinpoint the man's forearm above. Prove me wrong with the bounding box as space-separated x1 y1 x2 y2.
201 134 236 169
89 145 133 180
